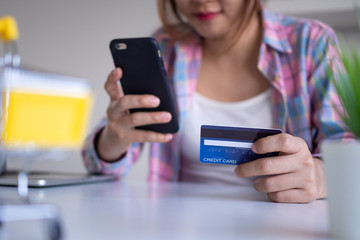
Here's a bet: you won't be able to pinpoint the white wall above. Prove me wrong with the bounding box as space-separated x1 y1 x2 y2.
1 0 359 181
265 0 360 48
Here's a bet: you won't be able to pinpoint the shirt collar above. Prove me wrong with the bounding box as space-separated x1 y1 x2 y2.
261 8 292 54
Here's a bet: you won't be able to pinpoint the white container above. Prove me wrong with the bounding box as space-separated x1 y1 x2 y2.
322 140 360 240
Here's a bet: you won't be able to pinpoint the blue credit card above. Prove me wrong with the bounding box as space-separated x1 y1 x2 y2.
200 125 282 165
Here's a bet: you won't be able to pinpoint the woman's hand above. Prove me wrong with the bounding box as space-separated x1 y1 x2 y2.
97 68 173 161
234 133 327 203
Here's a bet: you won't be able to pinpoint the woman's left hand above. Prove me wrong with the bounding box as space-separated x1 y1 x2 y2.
234 133 327 203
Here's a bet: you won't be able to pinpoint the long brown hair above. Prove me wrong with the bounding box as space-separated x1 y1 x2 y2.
157 0 260 47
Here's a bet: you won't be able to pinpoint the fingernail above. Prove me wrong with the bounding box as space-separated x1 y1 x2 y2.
111 68 117 76
150 97 160 107
165 134 173 141
252 144 257 153
161 112 171 121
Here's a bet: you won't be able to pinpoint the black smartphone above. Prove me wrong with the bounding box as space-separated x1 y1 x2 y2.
109 37 179 133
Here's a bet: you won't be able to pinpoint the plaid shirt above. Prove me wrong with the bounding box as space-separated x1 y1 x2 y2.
82 8 353 181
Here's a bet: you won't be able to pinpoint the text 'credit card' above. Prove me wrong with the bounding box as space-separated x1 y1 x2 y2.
200 125 282 165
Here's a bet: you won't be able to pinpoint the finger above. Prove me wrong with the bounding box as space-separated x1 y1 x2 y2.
267 188 317 203
104 68 124 101
113 94 160 113
254 173 299 193
129 129 173 143
121 111 172 128
234 155 297 177
252 133 307 155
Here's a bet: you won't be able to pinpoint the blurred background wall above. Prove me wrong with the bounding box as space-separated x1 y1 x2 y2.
1 0 359 181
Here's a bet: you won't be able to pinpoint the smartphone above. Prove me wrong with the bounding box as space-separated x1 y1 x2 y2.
109 37 179 133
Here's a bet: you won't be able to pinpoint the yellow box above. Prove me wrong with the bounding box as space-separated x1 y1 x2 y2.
0 68 93 150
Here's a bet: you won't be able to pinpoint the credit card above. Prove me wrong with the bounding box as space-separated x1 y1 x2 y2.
200 125 282 165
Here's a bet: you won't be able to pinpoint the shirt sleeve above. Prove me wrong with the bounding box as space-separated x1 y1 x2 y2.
307 23 355 155
81 117 143 177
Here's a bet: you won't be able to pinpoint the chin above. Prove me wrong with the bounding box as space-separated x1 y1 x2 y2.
192 25 229 40
197 31 227 40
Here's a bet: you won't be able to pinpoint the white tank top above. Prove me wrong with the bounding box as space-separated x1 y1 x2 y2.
180 89 273 185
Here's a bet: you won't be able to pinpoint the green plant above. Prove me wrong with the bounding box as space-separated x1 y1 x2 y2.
329 48 360 138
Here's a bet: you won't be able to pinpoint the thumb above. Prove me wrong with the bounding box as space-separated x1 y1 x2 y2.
104 68 124 101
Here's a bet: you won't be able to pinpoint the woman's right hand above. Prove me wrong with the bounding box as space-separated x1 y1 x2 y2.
96 68 173 161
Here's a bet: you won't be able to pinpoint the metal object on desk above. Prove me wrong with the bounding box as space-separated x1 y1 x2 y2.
1 203 62 240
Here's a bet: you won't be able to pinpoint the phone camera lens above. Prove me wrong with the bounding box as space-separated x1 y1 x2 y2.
115 43 127 50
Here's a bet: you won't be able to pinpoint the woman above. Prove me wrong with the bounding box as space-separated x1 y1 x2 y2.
82 0 353 203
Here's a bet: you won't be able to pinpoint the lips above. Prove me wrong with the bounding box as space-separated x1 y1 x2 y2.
195 12 219 21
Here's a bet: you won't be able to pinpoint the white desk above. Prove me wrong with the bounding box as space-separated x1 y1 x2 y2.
0 180 331 240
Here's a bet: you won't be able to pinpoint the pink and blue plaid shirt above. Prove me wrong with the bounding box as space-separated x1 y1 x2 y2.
82 8 353 181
